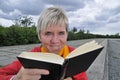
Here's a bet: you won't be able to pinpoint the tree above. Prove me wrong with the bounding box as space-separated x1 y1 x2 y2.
72 27 77 33
79 29 85 34
86 30 90 34
14 15 34 27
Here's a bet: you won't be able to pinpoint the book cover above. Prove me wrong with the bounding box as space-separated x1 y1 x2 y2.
17 40 104 80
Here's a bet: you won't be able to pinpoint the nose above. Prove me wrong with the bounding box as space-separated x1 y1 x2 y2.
51 35 59 43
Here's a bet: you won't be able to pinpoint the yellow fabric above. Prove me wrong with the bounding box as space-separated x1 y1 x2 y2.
41 45 69 58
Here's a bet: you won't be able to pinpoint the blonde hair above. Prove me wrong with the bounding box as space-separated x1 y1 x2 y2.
37 6 69 37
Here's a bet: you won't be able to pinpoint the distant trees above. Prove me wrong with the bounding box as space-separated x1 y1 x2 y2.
0 25 39 46
0 25 120 46
68 27 120 41
72 27 77 33
68 27 93 40
14 15 34 27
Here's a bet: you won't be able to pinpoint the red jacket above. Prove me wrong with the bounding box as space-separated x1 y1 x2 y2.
0 46 88 80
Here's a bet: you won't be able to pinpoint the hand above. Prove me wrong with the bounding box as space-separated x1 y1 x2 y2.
13 67 49 80
64 77 73 80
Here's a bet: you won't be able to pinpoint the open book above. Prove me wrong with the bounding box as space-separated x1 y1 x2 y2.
17 40 104 80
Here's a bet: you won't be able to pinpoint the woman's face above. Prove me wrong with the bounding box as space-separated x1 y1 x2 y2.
39 23 67 54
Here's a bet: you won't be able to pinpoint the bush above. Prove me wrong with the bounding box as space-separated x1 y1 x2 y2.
0 25 39 46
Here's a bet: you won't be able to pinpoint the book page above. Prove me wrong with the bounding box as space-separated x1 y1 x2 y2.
18 52 65 65
66 40 103 59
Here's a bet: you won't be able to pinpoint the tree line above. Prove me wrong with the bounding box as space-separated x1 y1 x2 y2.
0 25 120 46
0 15 120 46
0 25 39 46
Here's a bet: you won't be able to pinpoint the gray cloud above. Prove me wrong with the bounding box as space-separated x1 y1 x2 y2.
0 0 120 35
0 0 85 15
0 0 45 20
95 6 120 23
79 21 105 32
0 9 22 20
42 0 85 11
95 11 110 21
0 0 45 15
0 0 13 13
108 13 120 23
0 0 86 20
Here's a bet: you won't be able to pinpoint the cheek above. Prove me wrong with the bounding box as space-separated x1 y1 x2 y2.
60 35 67 43
41 37 51 44
40 35 51 44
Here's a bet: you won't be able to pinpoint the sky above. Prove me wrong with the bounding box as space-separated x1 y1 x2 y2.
0 0 120 35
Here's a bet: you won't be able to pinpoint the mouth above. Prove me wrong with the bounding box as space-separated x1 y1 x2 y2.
50 44 60 47
50 45 61 49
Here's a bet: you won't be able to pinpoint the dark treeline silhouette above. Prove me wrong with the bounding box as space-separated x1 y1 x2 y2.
0 25 120 46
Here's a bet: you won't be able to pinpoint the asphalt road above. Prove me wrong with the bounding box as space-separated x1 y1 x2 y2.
107 39 120 80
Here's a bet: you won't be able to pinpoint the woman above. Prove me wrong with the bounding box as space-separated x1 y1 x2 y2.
0 6 88 80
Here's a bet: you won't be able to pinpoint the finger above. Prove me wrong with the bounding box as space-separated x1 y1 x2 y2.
38 69 49 75
25 69 49 75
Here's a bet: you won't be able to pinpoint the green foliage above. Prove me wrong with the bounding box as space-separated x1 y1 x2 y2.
67 28 120 41
0 25 120 46
0 25 39 46
0 25 7 46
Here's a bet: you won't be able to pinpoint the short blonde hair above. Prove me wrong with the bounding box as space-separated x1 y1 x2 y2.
37 6 69 36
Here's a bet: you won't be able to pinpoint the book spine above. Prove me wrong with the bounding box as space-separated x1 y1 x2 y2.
59 59 69 80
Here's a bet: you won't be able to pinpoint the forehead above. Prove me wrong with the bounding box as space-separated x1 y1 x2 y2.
43 23 66 32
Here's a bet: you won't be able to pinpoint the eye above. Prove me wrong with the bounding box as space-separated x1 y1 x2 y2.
45 32 52 36
59 31 65 35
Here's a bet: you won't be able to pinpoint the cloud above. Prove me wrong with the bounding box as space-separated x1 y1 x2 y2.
42 0 85 11
91 21 120 35
0 0 87 24
0 0 120 35
108 13 120 23
0 0 86 20
0 18 13 27
0 0 45 15
0 0 85 16
68 0 102 29
0 9 22 20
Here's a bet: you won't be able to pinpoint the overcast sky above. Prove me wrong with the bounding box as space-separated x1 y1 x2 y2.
0 0 120 35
